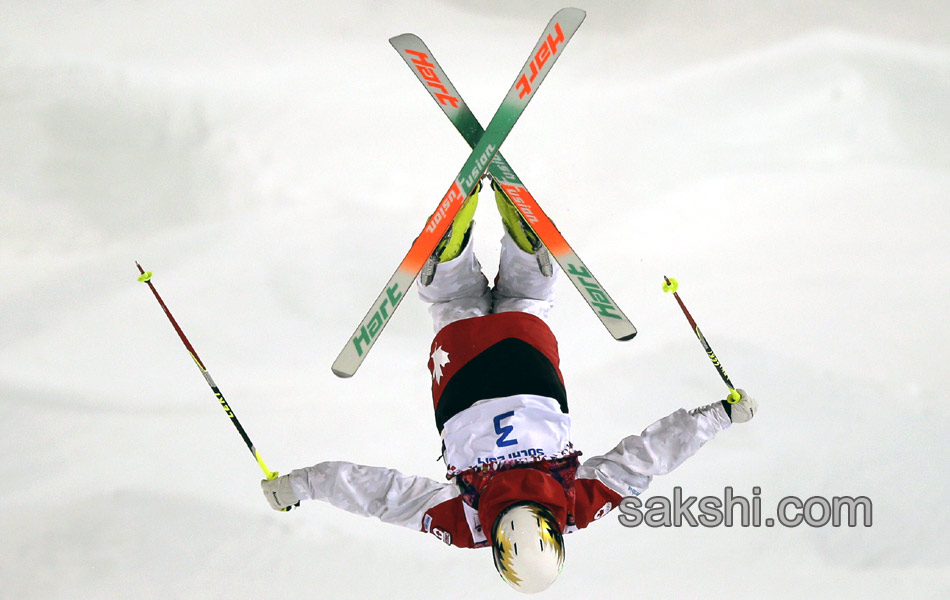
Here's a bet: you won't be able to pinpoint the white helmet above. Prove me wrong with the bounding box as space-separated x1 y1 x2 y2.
491 501 565 594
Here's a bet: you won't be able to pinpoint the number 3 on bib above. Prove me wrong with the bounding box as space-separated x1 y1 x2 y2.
493 411 519 448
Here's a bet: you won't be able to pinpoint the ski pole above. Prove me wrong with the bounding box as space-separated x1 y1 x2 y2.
136 262 285 486
662 276 741 403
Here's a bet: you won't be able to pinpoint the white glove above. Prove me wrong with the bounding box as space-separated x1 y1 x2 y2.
261 474 300 511
722 389 757 424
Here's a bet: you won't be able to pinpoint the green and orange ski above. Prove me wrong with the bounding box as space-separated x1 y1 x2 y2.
390 31 637 342
332 8 587 378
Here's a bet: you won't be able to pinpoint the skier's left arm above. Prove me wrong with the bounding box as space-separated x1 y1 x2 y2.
260 460 458 529
577 389 757 498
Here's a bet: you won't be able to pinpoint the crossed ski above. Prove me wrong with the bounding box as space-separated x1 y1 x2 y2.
333 8 633 378
390 32 638 344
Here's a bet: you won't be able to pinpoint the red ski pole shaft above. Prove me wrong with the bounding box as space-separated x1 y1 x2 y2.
663 276 741 403
136 262 281 480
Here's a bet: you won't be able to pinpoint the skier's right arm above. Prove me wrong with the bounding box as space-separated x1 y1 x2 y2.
577 394 749 498
262 461 459 530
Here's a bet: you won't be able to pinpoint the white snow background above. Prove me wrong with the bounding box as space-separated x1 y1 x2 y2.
1 1 948 598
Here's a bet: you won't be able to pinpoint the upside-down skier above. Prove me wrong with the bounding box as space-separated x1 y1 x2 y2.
262 181 758 593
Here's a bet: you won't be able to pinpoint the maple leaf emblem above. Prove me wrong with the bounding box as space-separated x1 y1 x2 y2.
430 345 450 384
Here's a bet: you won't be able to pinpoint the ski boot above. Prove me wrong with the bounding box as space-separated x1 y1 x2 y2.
492 179 553 276
420 180 480 286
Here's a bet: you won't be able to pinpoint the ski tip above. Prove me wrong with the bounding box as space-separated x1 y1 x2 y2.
388 33 418 46
605 319 637 341
331 366 355 379
556 7 587 22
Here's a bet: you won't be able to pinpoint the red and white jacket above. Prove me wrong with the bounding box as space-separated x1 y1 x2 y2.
289 313 732 548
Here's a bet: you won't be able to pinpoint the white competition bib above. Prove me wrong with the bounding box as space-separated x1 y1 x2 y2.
441 394 571 472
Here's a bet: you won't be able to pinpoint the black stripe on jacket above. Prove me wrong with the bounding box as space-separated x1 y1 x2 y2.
434 338 568 432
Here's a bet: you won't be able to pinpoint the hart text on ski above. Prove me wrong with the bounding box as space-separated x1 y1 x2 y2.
403 49 460 108
517 21 567 98
351 283 404 356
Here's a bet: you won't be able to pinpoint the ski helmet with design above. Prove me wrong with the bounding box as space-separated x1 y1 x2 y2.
491 501 565 593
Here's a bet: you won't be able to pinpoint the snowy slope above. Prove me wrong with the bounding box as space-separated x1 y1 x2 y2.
1 1 948 598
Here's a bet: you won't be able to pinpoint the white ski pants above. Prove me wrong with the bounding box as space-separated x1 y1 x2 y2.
418 228 558 334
